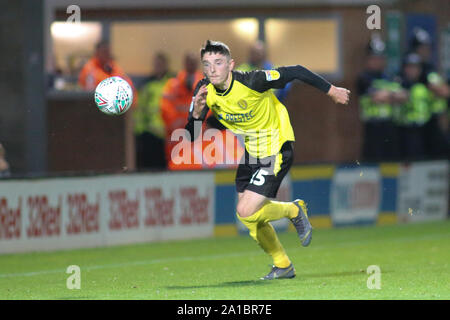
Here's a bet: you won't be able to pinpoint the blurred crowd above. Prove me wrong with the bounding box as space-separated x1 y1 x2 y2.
43 28 449 174
356 28 450 162
73 40 290 171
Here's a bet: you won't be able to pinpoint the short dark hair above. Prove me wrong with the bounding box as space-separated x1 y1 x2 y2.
200 40 231 59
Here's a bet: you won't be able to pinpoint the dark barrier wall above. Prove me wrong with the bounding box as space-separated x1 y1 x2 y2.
0 1 46 175
47 92 127 173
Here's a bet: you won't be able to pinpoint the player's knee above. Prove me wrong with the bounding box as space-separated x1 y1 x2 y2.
236 202 247 218
236 202 255 218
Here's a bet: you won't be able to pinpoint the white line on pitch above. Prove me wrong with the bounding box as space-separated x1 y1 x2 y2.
0 232 448 279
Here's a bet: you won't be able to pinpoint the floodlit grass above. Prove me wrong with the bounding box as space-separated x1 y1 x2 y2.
1 220 449 300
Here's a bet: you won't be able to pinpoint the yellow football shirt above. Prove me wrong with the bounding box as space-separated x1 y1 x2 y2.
204 70 294 158
186 66 331 159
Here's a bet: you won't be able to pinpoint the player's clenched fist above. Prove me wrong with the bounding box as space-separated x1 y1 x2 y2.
192 85 208 119
327 85 351 105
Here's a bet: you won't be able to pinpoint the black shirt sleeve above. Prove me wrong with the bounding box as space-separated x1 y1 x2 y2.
236 65 332 94
185 78 210 142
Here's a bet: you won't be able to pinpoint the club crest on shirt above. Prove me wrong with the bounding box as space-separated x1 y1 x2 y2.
264 70 280 81
237 99 248 110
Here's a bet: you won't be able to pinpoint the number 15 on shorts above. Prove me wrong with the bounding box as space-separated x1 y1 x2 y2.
250 169 269 186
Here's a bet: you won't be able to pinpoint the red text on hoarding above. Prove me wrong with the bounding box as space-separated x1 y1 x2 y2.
108 190 139 230
0 197 21 239
27 195 62 238
66 193 100 234
144 188 175 226
179 187 209 225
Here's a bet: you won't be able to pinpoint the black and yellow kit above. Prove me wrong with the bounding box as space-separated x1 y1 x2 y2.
186 65 331 197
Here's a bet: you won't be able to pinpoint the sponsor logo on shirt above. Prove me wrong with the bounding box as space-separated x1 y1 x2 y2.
237 99 248 110
264 70 280 81
219 110 255 123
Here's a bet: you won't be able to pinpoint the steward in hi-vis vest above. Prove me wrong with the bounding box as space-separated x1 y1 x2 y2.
396 53 431 159
356 35 400 161
134 52 175 170
409 27 450 159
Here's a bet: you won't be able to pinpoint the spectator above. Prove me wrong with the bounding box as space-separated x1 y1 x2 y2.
161 52 204 164
356 34 402 161
0 143 11 178
134 52 174 170
237 40 273 71
78 40 136 98
236 40 291 103
409 27 450 159
396 53 431 160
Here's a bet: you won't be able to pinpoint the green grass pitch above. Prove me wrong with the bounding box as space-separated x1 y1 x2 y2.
1 220 449 300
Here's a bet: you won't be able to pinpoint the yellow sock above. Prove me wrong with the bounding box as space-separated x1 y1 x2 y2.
256 200 300 222
256 222 291 268
238 204 293 268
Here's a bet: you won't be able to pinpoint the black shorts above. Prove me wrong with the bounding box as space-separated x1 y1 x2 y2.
235 141 294 198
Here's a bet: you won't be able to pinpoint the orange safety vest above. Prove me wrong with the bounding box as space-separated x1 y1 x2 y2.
161 70 204 161
78 57 137 106
168 129 245 170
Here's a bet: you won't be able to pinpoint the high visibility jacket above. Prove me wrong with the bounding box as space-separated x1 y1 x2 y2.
427 72 448 115
430 93 448 115
161 70 204 161
78 57 137 106
168 129 245 170
397 83 432 126
359 79 401 121
134 73 173 138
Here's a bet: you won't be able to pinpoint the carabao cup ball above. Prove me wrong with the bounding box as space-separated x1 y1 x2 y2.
94 76 133 115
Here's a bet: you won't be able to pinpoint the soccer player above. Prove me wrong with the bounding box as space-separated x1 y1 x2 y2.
185 40 350 280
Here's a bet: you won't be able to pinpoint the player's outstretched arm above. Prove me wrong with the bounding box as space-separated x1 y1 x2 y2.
327 85 351 105
248 65 349 105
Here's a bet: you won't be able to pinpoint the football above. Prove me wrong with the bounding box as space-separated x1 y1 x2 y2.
94 76 133 115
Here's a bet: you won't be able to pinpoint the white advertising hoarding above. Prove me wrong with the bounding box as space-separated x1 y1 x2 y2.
397 161 449 223
330 166 381 226
0 172 215 254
